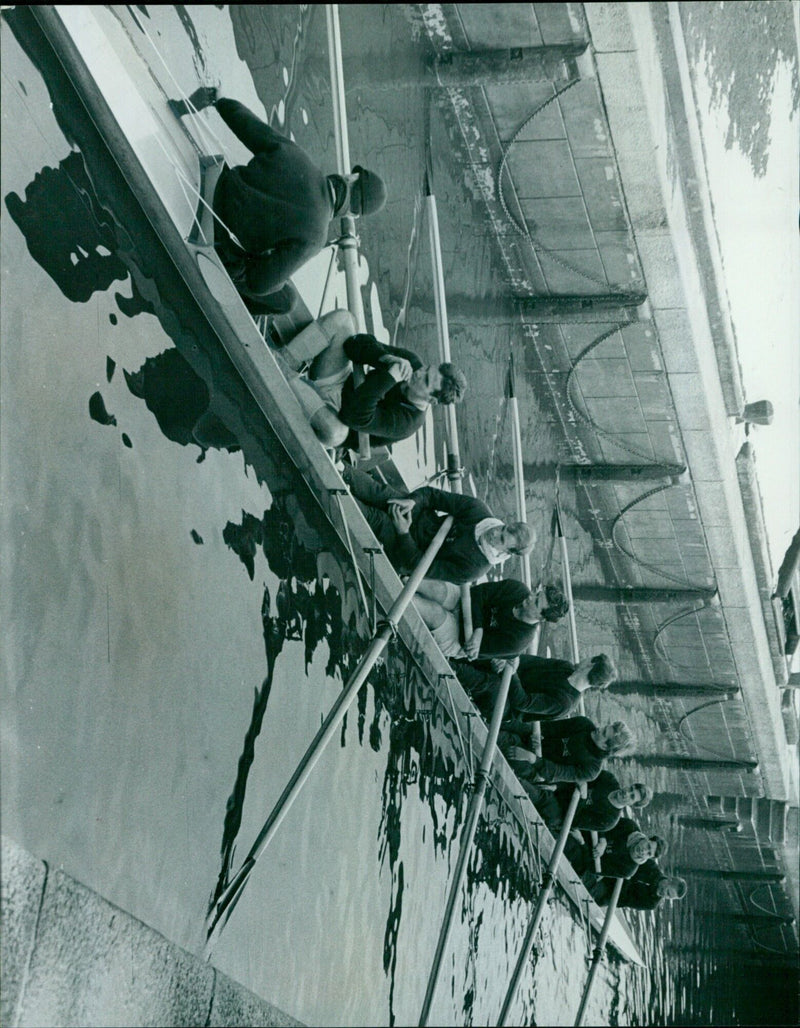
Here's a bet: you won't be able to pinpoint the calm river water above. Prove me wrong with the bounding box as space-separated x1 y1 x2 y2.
3 4 787 1025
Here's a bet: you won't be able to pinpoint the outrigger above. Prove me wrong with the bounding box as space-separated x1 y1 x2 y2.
30 4 643 1021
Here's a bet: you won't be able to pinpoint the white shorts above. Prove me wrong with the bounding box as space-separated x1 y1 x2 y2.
431 612 463 658
309 362 353 412
428 582 464 657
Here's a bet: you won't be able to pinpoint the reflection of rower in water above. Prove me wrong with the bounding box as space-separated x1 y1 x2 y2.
170 88 387 314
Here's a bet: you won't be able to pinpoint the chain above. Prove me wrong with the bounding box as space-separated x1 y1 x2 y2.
496 78 630 296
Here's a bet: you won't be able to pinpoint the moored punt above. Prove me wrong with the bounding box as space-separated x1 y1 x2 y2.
31 0 642 997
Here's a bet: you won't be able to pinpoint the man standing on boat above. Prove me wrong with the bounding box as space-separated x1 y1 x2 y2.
343 467 535 585
170 88 387 314
412 579 567 661
273 309 467 449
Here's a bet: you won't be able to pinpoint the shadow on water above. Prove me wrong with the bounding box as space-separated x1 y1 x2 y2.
5 8 577 1022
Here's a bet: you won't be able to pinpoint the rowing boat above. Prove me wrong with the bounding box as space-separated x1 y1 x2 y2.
30 0 643 985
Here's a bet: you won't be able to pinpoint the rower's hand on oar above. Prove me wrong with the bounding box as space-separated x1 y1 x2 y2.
188 85 218 111
463 631 482 660
578 780 588 799
388 500 414 534
592 838 608 859
381 355 413 382
168 86 218 119
490 656 520 673
506 745 536 764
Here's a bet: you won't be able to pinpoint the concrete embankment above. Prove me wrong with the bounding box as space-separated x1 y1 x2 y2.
1 835 302 1028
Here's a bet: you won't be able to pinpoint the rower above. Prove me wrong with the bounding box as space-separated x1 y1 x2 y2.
342 467 534 585
413 579 567 662
169 88 386 315
273 312 466 450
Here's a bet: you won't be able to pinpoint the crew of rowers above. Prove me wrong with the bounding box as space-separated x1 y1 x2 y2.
172 89 687 913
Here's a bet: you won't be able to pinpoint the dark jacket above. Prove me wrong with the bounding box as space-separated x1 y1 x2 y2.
212 98 338 295
455 651 580 726
337 335 425 448
470 580 536 658
556 769 622 833
597 815 641 880
512 655 580 719
345 469 499 585
503 715 606 785
395 486 498 585
617 859 665 909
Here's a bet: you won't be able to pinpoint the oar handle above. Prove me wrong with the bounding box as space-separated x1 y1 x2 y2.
498 785 583 1024
573 877 624 1026
418 663 515 1026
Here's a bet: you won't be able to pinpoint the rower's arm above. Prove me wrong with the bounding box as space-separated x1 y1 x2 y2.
215 98 284 155
242 241 309 297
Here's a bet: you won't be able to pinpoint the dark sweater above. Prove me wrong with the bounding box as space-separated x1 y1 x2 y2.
455 651 580 726
513 655 580 719
212 98 338 294
617 859 665 909
597 816 641 880
337 335 425 448
555 770 622 833
345 469 500 584
397 487 497 584
470 580 537 658
503 715 606 785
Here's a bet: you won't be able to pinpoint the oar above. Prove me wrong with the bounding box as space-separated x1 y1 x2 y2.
497 786 583 1025
204 515 455 953
553 504 601 874
325 4 370 460
507 354 532 589
423 171 472 642
507 353 542 752
573 876 624 1026
418 662 516 1026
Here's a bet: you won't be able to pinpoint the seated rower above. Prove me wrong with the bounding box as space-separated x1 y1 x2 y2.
413 579 568 661
455 650 616 726
170 89 386 314
531 770 652 835
343 467 534 585
570 816 667 882
501 715 634 788
592 859 687 910
275 310 466 449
